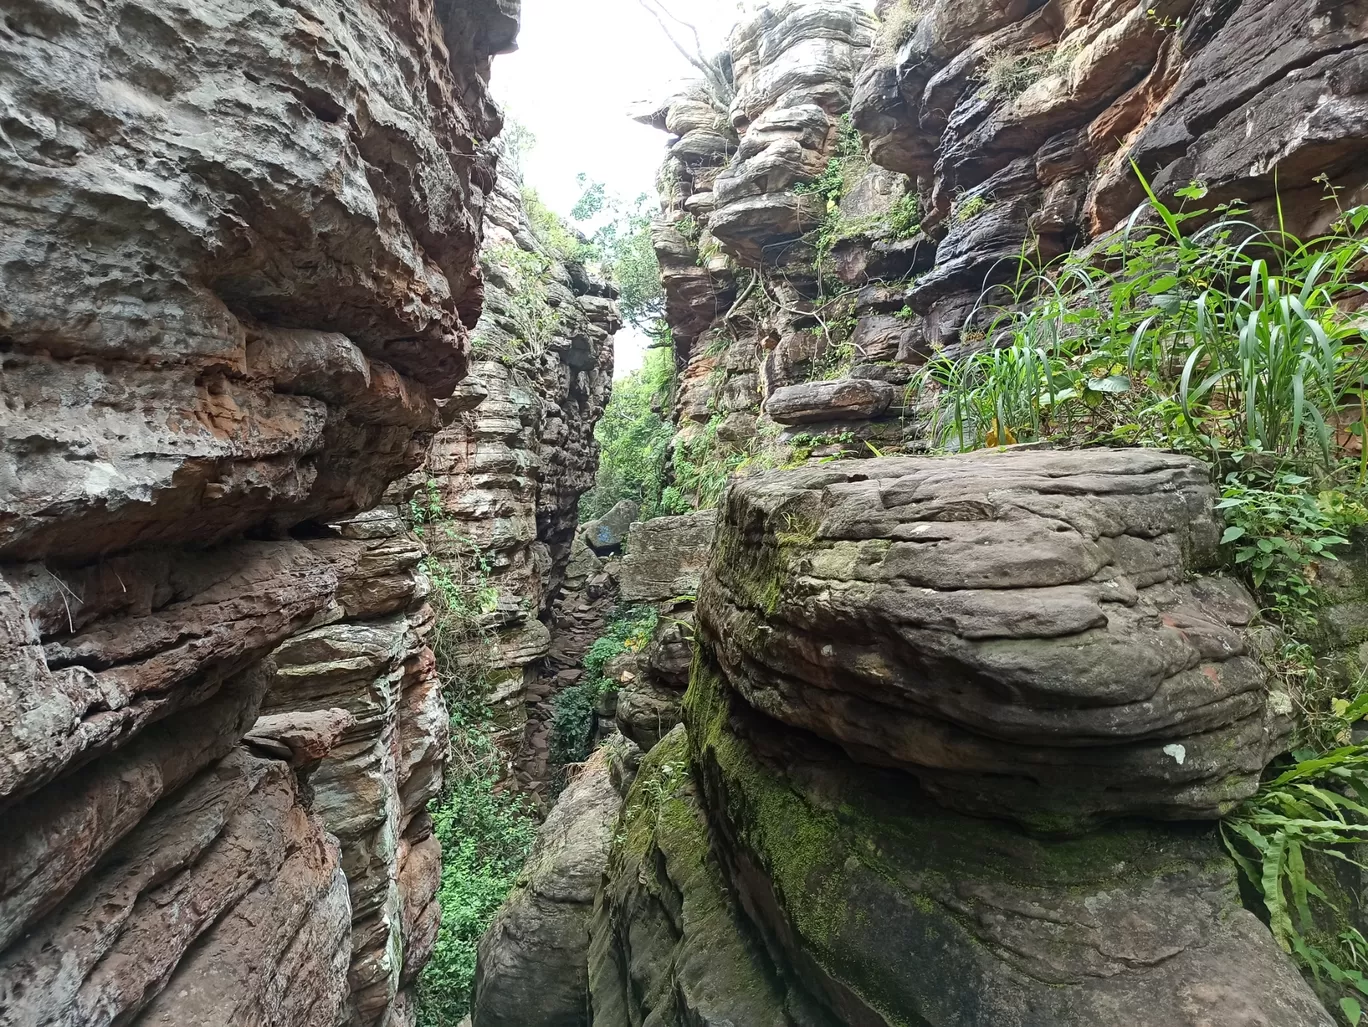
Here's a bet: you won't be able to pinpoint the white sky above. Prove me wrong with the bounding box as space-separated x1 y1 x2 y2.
491 0 745 377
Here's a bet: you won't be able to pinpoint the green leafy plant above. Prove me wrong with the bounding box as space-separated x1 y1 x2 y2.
799 116 922 275
523 185 592 264
662 414 751 513
550 605 660 780
472 243 563 366
407 488 536 1027
950 193 991 225
417 764 536 1026
1223 742 1368 1023
977 38 1080 100
1216 465 1366 626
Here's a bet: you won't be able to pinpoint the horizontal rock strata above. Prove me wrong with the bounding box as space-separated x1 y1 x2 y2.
0 0 521 1022
585 449 1330 1027
702 448 1289 828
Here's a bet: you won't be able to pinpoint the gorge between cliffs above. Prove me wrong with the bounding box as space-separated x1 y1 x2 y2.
4 1 1368 1026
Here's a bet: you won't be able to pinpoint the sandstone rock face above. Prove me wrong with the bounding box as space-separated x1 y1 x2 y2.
472 746 622 1027
851 0 1368 343
589 728 801 1027
260 506 448 1026
618 510 718 603
610 511 719 752
0 664 353 1027
0 0 518 1022
712 1 878 263
588 450 1331 1027
415 162 616 798
636 0 924 478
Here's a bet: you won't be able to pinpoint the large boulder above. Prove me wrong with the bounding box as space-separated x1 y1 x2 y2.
702 448 1288 829
765 378 897 425
677 657 1331 1027
618 510 719 603
472 746 623 1027
590 449 1330 1027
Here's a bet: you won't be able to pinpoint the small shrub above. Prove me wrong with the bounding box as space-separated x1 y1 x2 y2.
675 213 702 244
977 38 1079 101
472 243 563 367
1216 465 1366 627
522 185 590 264
872 0 922 61
550 606 660 778
416 770 535 1026
950 193 991 225
662 414 750 513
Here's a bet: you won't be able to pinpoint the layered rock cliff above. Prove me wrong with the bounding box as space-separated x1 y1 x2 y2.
415 161 617 799
0 1 525 1023
852 0 1368 345
637 0 1368 459
471 1 1368 1025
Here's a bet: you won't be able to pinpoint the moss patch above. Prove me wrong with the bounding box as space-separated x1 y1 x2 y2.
680 650 1246 1025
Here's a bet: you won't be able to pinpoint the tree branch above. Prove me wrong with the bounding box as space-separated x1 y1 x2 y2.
637 0 734 105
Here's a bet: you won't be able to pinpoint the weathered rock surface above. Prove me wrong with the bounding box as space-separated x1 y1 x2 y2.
416 160 617 800
851 0 1368 344
0 662 354 1027
0 0 520 1022
618 510 718 603
589 728 805 1027
637 0 926 480
471 746 622 1027
607 513 719 752
711 1 878 263
586 449 1331 1027
704 448 1289 828
765 378 896 425
260 505 448 1026
673 658 1332 1027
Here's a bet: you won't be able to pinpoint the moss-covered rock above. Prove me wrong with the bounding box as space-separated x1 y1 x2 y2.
588 726 824 1027
472 747 620 1027
699 449 1291 830
683 653 1333 1027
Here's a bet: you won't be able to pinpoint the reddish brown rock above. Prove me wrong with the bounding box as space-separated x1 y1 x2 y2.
0 0 520 1023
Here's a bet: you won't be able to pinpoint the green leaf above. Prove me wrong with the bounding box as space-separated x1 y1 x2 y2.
1221 525 1247 544
1086 374 1133 394
1342 997 1362 1025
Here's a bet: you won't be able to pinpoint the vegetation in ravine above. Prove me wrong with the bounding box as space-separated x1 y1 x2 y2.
797 114 921 274
579 345 677 521
912 173 1368 1019
406 483 537 1027
549 605 659 784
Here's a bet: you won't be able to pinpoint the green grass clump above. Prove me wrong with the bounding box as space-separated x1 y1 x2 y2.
921 177 1368 464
